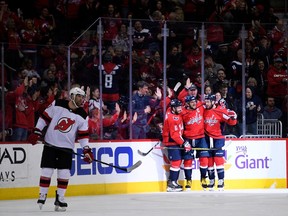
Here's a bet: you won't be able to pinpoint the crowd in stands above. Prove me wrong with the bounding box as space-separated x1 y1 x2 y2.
0 0 287 141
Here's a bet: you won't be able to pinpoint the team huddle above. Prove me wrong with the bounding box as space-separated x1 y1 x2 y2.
163 93 237 192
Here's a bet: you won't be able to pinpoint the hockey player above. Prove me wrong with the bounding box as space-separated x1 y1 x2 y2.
182 95 209 190
27 87 94 211
162 99 191 192
203 94 237 191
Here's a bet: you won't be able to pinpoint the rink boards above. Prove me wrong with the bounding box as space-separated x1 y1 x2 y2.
0 139 287 200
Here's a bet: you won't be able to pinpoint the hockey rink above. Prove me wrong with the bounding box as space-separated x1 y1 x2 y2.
1 189 288 216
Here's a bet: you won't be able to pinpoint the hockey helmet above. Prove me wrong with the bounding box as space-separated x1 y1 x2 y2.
185 95 197 103
170 99 182 107
69 87 85 98
204 94 216 101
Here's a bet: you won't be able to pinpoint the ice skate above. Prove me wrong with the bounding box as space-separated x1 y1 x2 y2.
201 177 207 191
217 179 224 191
166 180 183 192
54 191 68 212
207 179 215 191
185 180 192 191
37 193 47 210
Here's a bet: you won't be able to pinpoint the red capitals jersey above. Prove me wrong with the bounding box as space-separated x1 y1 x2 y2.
36 99 89 150
204 106 237 139
162 107 184 146
182 104 205 139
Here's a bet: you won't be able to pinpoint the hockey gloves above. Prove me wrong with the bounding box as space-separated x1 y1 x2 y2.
83 146 94 163
182 141 191 152
27 128 42 145
227 109 237 120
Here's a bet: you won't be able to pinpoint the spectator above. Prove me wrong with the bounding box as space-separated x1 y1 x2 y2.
33 7 56 43
78 0 101 32
183 43 202 80
166 44 187 87
131 81 162 139
235 86 263 136
254 35 274 68
4 17 23 75
102 3 122 47
214 42 235 69
247 77 260 95
263 96 282 120
267 56 288 109
94 52 123 111
132 20 152 56
88 85 108 114
178 78 200 103
213 68 229 93
204 85 213 96
20 18 40 63
112 23 130 54
88 102 120 140
11 76 29 141
248 59 268 99
268 19 286 52
204 55 224 87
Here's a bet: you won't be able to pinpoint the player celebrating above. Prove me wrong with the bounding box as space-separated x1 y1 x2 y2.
27 87 94 211
162 99 191 192
182 95 209 190
203 94 237 191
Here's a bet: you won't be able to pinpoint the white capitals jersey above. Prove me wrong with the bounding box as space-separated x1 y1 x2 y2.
36 99 89 150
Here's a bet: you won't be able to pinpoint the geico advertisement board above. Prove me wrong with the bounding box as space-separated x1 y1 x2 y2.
0 141 165 188
0 140 287 188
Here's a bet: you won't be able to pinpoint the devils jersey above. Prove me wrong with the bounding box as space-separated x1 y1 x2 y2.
162 107 184 146
203 106 237 139
182 105 205 139
35 99 89 150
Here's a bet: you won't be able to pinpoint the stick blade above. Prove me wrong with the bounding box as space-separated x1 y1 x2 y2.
126 160 142 173
137 149 149 156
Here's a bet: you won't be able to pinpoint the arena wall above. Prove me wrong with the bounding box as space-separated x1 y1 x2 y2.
0 139 287 200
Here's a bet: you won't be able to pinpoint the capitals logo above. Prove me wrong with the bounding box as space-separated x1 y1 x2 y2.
204 114 218 126
54 117 75 133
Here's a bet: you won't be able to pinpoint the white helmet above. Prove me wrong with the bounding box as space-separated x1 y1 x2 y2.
69 87 85 108
69 87 85 98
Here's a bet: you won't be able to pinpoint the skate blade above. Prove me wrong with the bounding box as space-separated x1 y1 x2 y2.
218 188 224 191
185 188 191 192
54 205 66 212
38 203 44 210
166 188 183 192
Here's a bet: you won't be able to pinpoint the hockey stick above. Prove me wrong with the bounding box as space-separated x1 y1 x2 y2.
138 139 233 154
40 142 142 173
154 146 218 151
137 141 161 156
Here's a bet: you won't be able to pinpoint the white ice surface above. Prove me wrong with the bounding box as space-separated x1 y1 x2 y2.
1 189 288 216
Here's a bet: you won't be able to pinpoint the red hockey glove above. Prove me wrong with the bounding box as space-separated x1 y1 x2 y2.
182 141 191 152
83 146 94 163
27 128 42 145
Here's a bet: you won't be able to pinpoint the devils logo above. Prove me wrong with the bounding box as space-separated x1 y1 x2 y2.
54 117 75 133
